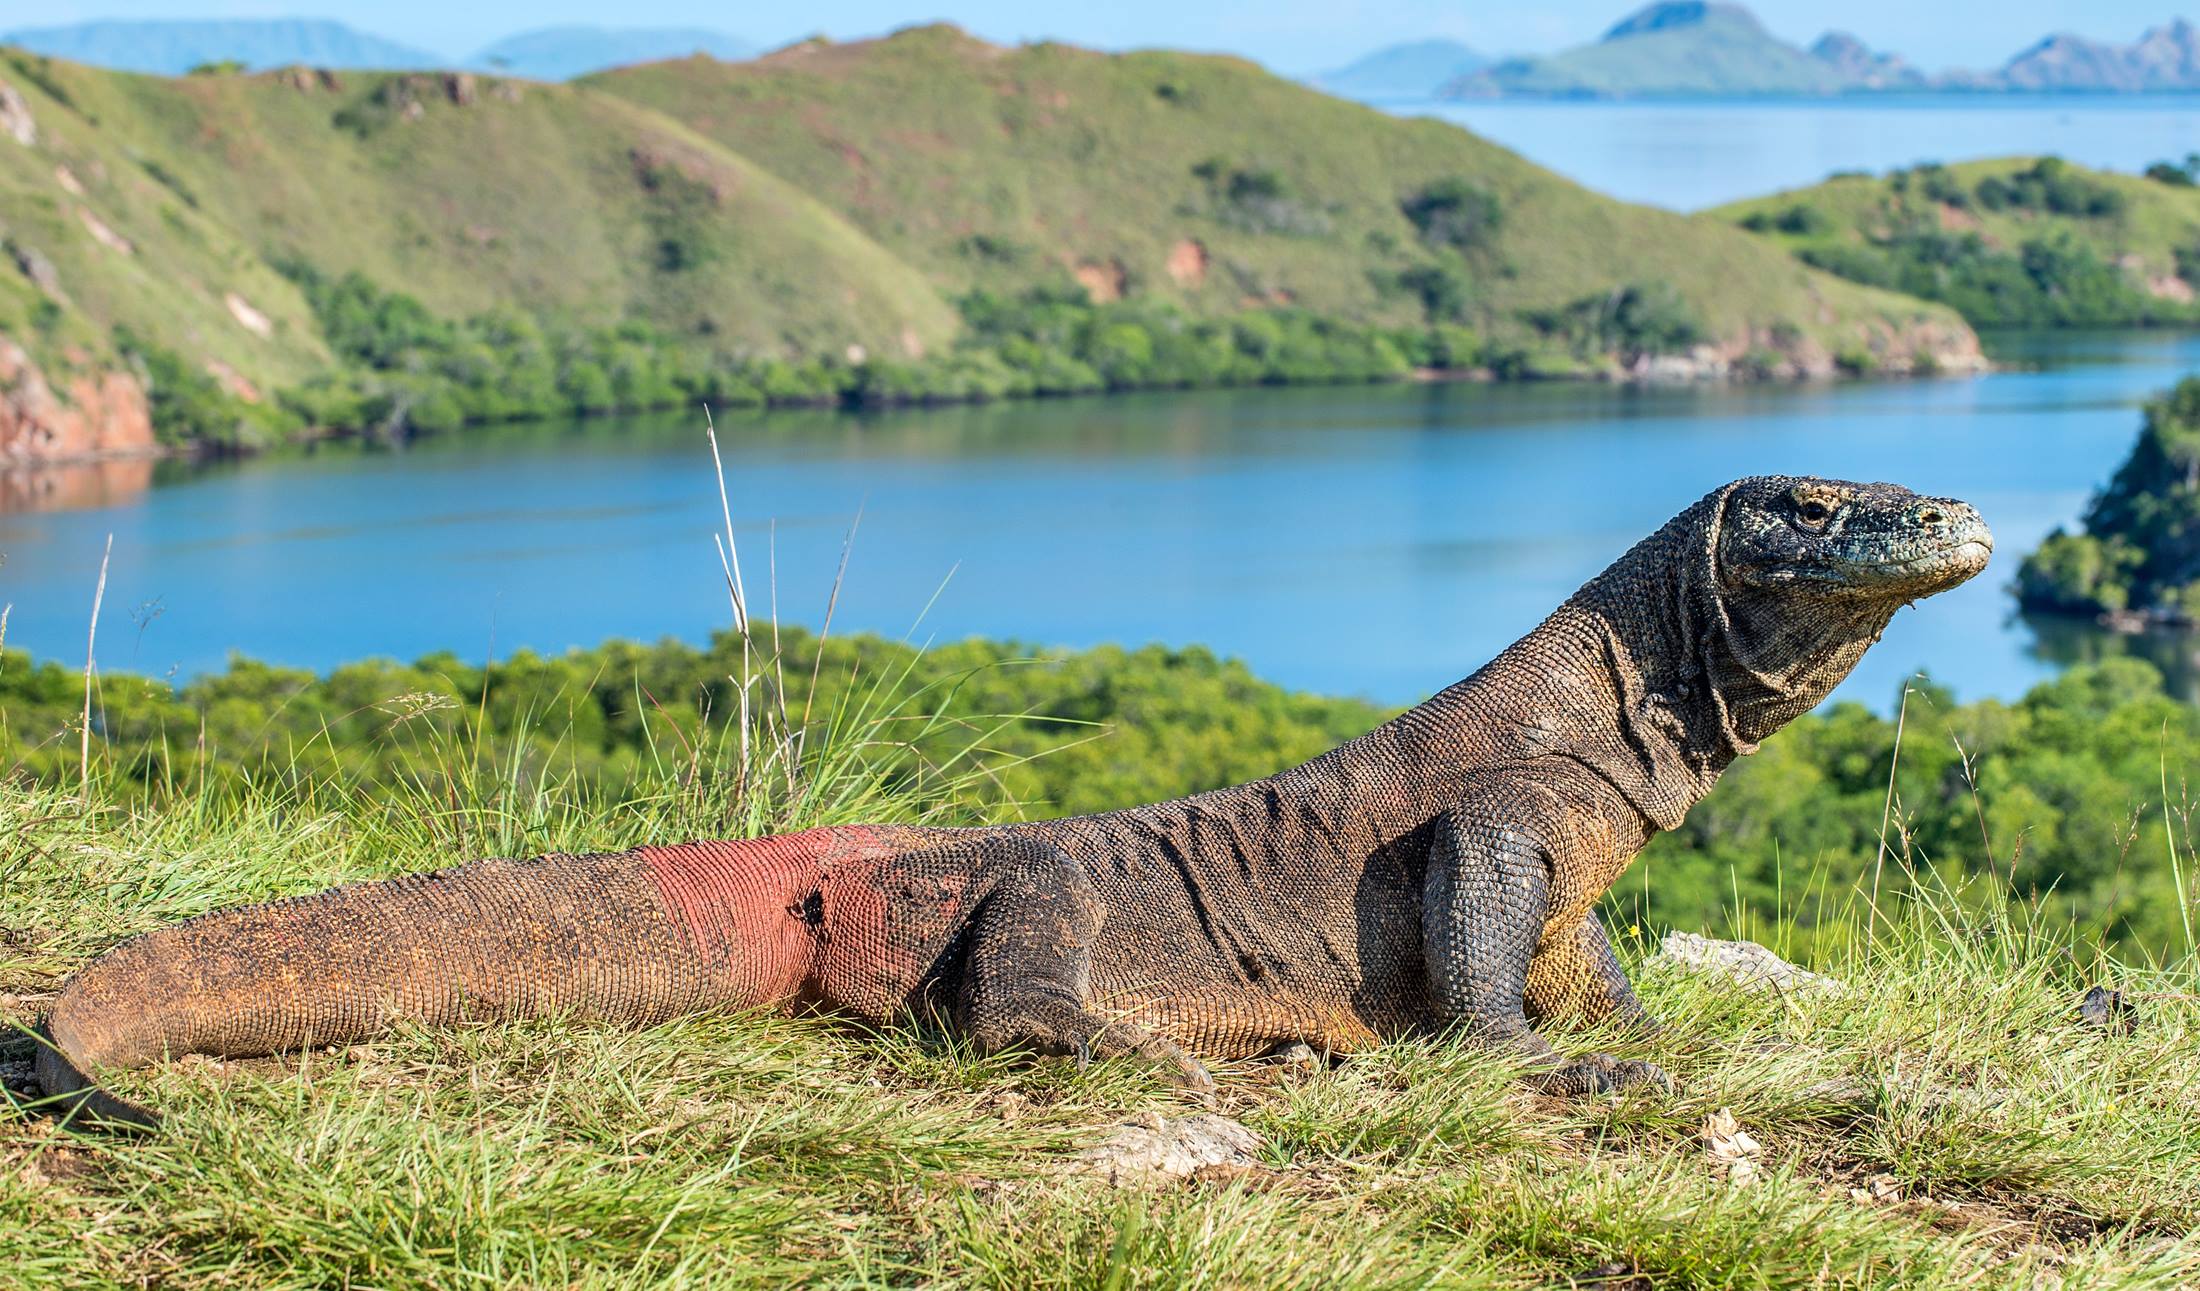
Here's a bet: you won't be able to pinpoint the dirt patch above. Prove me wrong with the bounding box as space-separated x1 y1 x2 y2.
204 359 262 403
75 207 133 256
1165 239 1208 287
224 292 274 338
1937 203 1979 232
2148 274 2196 303
1074 258 1128 303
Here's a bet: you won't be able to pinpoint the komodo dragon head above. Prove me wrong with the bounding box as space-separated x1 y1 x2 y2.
1659 475 1992 765
1550 475 1991 830
1713 476 1992 604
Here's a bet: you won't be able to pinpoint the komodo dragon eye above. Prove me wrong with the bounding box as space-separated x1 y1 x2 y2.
1795 499 1833 526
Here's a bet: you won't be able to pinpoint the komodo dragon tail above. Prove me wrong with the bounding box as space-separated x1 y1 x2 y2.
35 832 873 1129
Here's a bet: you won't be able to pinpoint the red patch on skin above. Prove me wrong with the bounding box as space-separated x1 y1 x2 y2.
637 827 884 1006
814 858 972 1016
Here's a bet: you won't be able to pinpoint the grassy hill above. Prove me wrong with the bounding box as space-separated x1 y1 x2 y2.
1714 157 2200 328
6 51 956 361
589 27 1972 370
1 29 1979 457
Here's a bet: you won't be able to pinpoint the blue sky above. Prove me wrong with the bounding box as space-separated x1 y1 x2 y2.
4 1 2187 74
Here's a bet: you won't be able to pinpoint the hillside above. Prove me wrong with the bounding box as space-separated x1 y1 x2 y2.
1 28 1978 462
0 46 958 456
1442 2 1854 99
587 27 1972 369
1 19 442 75
1714 158 2200 328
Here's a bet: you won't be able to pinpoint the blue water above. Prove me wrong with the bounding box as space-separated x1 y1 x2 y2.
3 331 2195 710
1392 97 2200 210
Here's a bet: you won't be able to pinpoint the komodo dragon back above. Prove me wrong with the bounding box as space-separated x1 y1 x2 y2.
32 476 1992 1128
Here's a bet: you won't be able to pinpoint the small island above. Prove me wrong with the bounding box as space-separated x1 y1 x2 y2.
2019 377 2200 626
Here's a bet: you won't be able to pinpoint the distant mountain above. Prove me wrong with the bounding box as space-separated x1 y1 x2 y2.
1807 32 1924 91
1440 3 2200 99
1 18 442 75
1988 19 2200 91
470 27 754 81
1442 2 1848 98
1312 39 1487 99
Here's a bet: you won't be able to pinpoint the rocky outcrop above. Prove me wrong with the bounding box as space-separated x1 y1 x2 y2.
0 78 34 147
1652 932 1846 996
0 456 154 512
0 338 157 466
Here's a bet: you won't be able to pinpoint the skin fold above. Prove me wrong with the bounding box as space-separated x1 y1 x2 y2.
33 476 1992 1128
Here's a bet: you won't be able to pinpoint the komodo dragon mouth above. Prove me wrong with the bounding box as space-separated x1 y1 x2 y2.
33 475 1991 1129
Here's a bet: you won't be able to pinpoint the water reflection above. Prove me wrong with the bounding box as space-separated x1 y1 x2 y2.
2022 612 2200 705
0 457 155 514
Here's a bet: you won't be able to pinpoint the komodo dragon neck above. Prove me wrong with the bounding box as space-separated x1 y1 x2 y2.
1361 486 1896 835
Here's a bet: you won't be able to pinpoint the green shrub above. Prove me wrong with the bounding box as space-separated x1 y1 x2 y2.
1399 178 1502 254
2017 379 2200 618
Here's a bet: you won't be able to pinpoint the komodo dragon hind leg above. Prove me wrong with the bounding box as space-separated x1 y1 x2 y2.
1423 804 1669 1097
954 838 1215 1095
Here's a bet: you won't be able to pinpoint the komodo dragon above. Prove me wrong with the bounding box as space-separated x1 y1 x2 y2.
33 476 1991 1127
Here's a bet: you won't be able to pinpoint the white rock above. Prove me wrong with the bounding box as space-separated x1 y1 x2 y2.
1654 932 1846 997
1073 1111 1263 1185
0 80 33 147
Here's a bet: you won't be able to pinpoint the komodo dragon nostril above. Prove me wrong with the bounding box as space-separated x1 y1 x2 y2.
1917 507 1944 525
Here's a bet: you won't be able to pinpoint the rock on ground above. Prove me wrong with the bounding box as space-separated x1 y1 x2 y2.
1073 1111 1263 1185
1653 932 1846 997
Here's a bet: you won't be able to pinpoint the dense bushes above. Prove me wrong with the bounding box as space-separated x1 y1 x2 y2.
1525 281 1704 361
1399 178 1503 254
1796 228 2183 329
2145 154 2200 187
2018 378 2200 621
11 627 2200 955
1745 158 2188 330
246 267 1464 443
111 324 300 450
1632 657 2200 957
1886 158 2126 219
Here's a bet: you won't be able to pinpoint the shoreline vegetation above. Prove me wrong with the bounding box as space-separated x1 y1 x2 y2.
106 267 1975 468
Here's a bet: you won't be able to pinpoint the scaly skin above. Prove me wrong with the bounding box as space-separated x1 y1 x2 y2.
34 476 1992 1127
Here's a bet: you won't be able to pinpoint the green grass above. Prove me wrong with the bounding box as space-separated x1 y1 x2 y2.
3 662 2197 1286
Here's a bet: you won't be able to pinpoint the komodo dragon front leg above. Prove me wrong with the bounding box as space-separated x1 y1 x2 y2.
1524 913 1654 1033
1422 781 1667 1095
